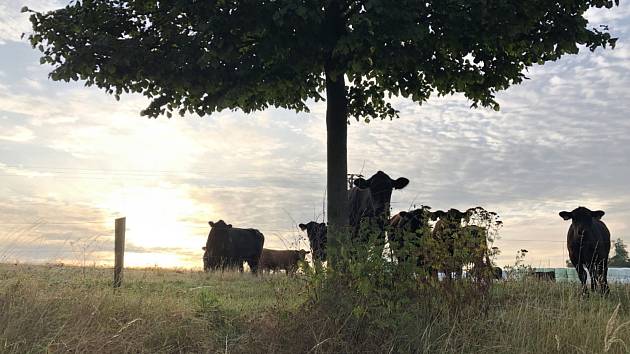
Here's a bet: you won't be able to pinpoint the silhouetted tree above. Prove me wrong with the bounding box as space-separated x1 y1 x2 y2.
25 0 619 262
609 238 630 267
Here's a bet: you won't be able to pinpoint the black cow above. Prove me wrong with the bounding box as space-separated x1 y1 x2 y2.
559 207 611 294
492 266 503 280
299 221 327 262
388 206 433 264
430 208 472 280
348 171 409 241
460 225 494 281
202 220 265 273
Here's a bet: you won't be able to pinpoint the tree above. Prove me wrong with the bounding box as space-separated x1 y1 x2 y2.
25 0 618 261
609 238 630 267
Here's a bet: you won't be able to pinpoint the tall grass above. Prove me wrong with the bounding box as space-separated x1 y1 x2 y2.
257 276 630 353
0 264 303 353
1 264 629 353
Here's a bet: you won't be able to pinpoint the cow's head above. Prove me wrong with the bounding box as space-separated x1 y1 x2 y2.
431 208 474 235
354 171 409 217
559 207 605 237
430 208 471 222
299 222 327 240
208 220 232 229
298 249 310 260
395 206 432 231
299 221 327 260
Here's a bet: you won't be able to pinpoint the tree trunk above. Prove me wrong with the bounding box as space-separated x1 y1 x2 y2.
323 0 348 265
325 71 348 263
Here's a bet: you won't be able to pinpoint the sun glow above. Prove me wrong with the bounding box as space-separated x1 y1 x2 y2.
97 186 214 268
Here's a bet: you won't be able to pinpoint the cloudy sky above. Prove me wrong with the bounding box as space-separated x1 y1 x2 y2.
1 1 629 269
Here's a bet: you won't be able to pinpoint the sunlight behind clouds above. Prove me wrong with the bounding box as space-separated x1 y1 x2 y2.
0 1 629 268
97 186 211 249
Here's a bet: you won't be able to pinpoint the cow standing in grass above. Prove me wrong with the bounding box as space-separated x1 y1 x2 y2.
259 249 309 274
388 206 433 265
203 220 264 274
461 225 494 282
431 208 471 280
299 171 409 260
299 222 327 263
348 171 409 243
559 207 611 294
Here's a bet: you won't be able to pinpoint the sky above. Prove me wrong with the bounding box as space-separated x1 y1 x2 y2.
1 1 629 269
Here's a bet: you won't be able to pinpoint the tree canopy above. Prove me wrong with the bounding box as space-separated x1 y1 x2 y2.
26 0 618 119
25 0 620 243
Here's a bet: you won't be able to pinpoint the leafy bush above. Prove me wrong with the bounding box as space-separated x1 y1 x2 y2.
291 210 504 352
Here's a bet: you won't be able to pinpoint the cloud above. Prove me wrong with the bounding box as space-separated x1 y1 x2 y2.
0 0 64 44
0 122 35 142
1 1 630 268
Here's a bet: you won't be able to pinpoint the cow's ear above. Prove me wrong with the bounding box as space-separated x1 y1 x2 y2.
592 210 605 220
208 221 215 227
559 211 573 220
299 223 307 231
392 177 409 190
227 224 233 228
202 246 206 250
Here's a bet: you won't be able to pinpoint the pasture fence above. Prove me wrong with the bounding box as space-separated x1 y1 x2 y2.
113 217 126 288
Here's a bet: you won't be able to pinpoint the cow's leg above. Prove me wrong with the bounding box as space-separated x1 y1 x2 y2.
593 259 602 292
443 266 451 281
430 267 439 282
576 263 588 294
457 258 464 280
247 258 259 275
234 259 245 273
448 243 457 281
599 258 610 295
473 258 485 282
588 264 597 291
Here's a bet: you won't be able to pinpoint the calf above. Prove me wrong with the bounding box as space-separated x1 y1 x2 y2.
560 207 611 294
299 221 327 262
259 249 310 274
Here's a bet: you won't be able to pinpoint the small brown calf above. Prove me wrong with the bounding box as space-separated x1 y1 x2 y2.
259 249 309 274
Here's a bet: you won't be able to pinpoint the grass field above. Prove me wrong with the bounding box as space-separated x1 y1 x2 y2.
1 263 629 353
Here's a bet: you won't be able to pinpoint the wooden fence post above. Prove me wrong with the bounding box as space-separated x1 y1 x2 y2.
113 217 126 288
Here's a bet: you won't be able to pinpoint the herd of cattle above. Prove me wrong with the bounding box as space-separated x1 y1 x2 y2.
202 171 613 293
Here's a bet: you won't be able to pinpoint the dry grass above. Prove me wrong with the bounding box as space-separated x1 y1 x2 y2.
0 264 304 353
1 264 629 353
